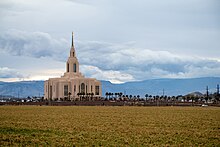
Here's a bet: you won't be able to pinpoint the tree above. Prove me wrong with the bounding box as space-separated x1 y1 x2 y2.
105 92 109 99
111 93 114 98
160 96 163 101
172 96 175 101
137 95 140 101
145 94 148 101
119 92 123 98
182 96 186 102
129 95 132 99
149 95 152 101
68 92 71 101
91 93 94 101
191 96 195 106
115 93 118 98
77 93 82 101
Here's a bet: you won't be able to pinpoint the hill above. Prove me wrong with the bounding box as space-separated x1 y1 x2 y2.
102 77 220 97
0 81 44 98
0 77 219 98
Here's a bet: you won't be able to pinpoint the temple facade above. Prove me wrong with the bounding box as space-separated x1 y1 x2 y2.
44 33 102 101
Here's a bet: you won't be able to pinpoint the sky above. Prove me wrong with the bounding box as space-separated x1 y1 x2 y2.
0 0 220 83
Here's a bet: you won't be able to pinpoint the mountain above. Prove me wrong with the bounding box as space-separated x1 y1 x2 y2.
0 81 44 98
102 77 220 97
0 77 219 98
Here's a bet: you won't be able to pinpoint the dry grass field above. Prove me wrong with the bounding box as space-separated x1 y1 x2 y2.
0 106 219 146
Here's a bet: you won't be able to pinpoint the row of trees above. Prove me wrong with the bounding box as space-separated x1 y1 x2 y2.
104 91 220 103
105 92 141 100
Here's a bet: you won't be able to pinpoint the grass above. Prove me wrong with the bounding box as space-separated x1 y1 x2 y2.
0 106 219 146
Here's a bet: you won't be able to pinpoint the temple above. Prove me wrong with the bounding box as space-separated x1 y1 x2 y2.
44 33 102 101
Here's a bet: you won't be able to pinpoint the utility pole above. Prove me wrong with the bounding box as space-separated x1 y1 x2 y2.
216 84 220 103
217 84 219 95
206 86 209 103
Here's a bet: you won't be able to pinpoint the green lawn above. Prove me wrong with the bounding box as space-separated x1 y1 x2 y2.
0 106 219 146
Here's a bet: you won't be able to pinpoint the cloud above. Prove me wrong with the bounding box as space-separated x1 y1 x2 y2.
0 67 24 78
80 65 134 83
77 41 220 81
0 29 220 83
0 29 68 60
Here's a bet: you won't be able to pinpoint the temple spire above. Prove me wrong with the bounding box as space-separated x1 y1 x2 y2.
72 32 74 47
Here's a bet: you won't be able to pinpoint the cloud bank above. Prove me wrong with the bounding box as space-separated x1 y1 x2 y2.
0 67 24 79
0 29 68 60
78 41 220 82
1 30 219 83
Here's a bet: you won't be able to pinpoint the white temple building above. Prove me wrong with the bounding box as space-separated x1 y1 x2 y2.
44 33 102 101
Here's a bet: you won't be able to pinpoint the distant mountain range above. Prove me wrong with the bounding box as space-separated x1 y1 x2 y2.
0 77 219 98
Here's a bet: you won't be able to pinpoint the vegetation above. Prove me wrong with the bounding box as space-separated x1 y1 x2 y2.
0 106 219 146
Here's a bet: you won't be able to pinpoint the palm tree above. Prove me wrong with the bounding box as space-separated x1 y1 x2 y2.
91 93 94 101
108 92 112 99
129 95 132 101
182 96 186 102
68 92 71 101
86 93 89 101
105 92 108 98
119 92 123 99
115 93 118 98
145 94 148 101
137 95 140 101
149 95 152 101
82 92 85 101
111 93 114 99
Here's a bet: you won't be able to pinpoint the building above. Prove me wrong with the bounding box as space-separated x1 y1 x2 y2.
44 33 101 101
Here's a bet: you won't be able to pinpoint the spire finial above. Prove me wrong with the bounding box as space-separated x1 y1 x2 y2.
72 32 74 47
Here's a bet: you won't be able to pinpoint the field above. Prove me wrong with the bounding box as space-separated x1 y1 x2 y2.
0 106 219 146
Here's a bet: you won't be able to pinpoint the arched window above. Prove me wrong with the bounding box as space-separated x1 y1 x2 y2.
73 63 77 72
95 86 99 95
81 83 85 93
64 85 68 96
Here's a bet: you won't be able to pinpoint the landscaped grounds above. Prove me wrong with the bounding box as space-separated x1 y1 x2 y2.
0 106 219 146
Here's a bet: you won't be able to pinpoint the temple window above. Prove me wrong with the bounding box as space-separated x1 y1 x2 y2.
95 86 99 95
64 85 68 96
81 83 85 93
73 63 77 72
